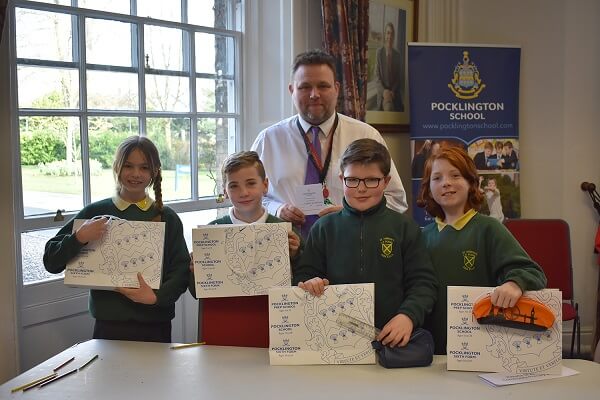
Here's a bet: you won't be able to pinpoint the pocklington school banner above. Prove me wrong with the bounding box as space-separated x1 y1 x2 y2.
408 44 521 227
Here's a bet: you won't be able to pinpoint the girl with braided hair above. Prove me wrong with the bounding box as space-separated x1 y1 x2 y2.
44 136 190 342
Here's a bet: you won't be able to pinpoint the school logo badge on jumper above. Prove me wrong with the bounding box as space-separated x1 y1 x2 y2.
448 51 486 99
462 250 477 271
380 237 394 258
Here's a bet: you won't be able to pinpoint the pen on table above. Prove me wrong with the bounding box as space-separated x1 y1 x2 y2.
38 368 78 389
170 341 206 350
53 356 75 372
10 372 57 393
78 354 99 371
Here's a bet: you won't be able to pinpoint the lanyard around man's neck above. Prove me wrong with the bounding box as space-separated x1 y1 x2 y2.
296 113 339 184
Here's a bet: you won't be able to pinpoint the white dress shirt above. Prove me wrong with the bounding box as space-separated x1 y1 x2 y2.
251 112 408 216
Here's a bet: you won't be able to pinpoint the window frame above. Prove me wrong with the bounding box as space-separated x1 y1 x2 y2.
10 0 243 271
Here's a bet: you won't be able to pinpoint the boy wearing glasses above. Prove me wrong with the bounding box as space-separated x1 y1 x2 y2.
294 139 437 348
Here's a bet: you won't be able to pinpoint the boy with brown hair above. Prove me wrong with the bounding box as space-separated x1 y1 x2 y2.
294 139 437 348
190 150 301 347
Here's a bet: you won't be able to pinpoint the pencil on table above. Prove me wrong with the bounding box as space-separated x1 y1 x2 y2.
78 354 99 371
39 368 78 388
170 341 206 350
10 372 57 393
53 356 75 372
22 373 61 392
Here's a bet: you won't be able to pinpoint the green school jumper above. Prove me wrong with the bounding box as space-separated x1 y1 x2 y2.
44 198 191 323
293 198 438 330
422 211 547 354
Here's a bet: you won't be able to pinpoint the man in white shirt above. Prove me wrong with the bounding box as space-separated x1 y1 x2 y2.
251 49 407 238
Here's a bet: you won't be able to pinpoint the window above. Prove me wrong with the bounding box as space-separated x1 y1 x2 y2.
11 0 242 284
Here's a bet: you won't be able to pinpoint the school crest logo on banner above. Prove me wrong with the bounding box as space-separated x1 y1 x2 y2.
462 250 477 271
380 237 395 258
448 51 486 99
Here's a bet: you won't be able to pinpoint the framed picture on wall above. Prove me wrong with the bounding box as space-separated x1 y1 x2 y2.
366 0 418 133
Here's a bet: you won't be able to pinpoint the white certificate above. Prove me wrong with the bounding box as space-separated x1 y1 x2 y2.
193 223 291 298
268 283 376 365
65 219 165 290
293 184 325 215
447 286 562 374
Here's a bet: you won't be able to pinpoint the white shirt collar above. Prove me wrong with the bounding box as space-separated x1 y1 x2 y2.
228 207 269 224
112 194 154 211
298 113 337 137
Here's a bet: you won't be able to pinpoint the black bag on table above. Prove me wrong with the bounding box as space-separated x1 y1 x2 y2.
371 328 434 368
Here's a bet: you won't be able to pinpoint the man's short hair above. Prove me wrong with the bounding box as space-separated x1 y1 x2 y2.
504 140 514 149
340 139 391 176
221 151 266 185
291 49 337 80
484 141 494 150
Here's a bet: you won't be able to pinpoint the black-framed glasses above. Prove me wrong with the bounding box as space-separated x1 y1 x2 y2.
343 177 385 188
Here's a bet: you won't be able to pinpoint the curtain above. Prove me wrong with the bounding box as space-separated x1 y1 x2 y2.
0 0 7 42
321 0 369 121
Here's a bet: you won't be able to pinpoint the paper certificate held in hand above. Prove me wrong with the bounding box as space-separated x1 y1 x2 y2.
268 283 376 365
293 184 326 215
193 223 291 298
65 218 165 290
446 286 562 374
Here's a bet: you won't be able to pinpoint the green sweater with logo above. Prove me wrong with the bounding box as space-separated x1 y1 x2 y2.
422 213 547 354
293 198 438 329
43 198 191 322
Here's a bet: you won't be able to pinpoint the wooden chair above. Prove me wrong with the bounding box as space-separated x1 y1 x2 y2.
504 218 581 357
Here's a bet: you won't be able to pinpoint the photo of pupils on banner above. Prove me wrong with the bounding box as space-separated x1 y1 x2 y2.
469 138 520 171
410 138 521 225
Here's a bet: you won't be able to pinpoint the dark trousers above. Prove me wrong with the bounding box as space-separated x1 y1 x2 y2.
93 320 172 343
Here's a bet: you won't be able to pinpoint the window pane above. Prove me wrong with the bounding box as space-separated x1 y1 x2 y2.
188 0 216 28
137 0 181 22
79 0 130 14
146 119 191 201
195 33 234 75
197 78 235 113
18 66 79 109
20 116 83 216
22 229 63 285
189 0 236 30
28 0 70 5
197 118 236 198
144 25 185 71
86 19 135 67
87 70 139 110
145 74 189 112
88 117 139 202
16 8 75 62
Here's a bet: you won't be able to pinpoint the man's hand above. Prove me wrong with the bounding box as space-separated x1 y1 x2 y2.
491 281 523 309
376 313 414 348
75 217 109 244
278 204 305 225
298 277 329 297
116 272 158 305
318 205 342 217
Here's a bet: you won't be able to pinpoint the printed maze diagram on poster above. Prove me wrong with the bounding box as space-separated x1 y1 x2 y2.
223 224 290 295
481 290 562 373
303 285 375 364
66 218 165 289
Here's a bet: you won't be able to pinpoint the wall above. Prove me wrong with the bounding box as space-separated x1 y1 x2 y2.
0 18 19 380
456 0 600 350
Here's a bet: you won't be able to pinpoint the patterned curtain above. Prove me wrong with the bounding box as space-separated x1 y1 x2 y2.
321 0 369 121
0 0 7 42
